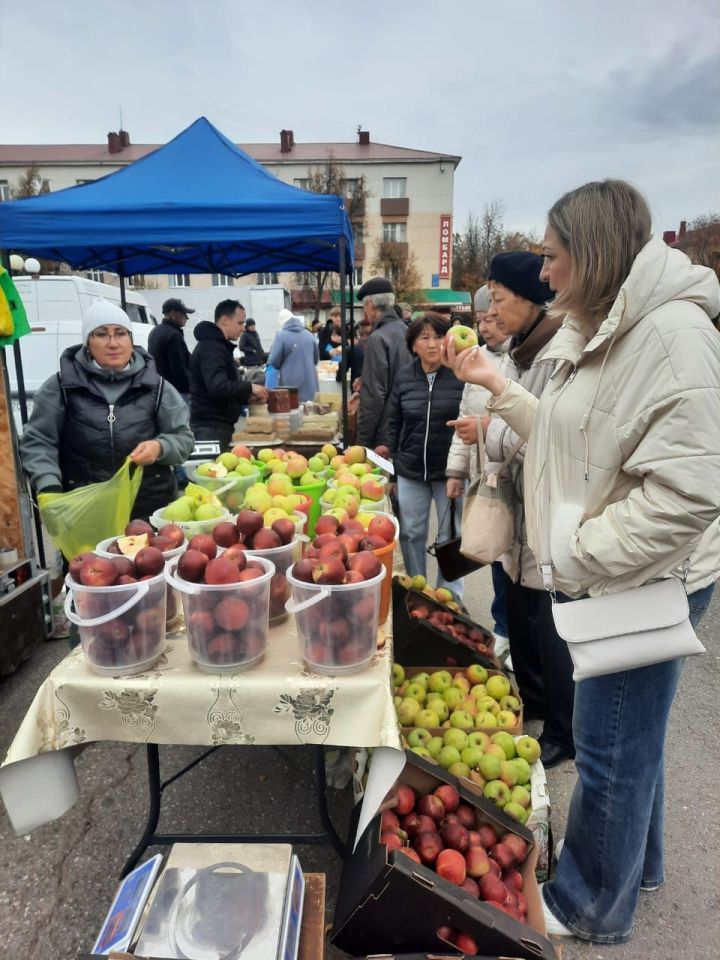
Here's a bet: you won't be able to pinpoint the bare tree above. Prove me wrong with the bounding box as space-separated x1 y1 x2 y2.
10 165 62 274
452 201 539 293
675 214 720 278
371 241 423 303
294 156 368 320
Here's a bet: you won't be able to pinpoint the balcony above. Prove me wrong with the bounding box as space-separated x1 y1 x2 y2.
381 197 409 217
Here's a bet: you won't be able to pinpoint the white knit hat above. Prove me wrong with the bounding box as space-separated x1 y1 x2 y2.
82 298 133 343
474 284 491 313
277 308 294 329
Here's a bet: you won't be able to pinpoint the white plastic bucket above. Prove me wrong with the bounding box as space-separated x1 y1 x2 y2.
245 537 303 625
64 569 167 676
165 555 275 673
150 506 232 538
191 467 261 512
96 536 185 627
286 564 386 675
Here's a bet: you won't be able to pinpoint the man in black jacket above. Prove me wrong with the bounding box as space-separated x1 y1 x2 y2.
190 299 268 449
356 277 412 447
148 297 193 396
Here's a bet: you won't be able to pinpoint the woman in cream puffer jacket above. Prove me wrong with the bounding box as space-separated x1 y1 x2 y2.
445 180 720 945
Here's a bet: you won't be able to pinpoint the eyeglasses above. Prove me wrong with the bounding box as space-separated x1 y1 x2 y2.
91 329 131 343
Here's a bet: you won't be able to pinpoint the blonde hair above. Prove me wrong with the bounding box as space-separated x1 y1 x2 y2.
548 179 651 330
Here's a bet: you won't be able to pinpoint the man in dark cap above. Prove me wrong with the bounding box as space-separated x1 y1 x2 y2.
356 276 412 447
148 297 194 396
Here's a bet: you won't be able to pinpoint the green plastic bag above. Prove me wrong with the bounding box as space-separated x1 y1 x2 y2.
38 460 144 560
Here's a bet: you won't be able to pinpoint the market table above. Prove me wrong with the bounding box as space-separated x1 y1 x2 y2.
0 613 401 875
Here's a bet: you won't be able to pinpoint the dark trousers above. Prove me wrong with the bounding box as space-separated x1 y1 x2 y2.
505 574 575 753
192 423 233 451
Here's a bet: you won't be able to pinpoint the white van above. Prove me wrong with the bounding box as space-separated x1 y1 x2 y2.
6 275 157 399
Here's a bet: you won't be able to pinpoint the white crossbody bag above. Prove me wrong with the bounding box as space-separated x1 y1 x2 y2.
540 510 705 681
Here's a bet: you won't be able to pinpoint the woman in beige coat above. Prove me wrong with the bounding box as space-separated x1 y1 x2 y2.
446 298 513 653
445 180 720 943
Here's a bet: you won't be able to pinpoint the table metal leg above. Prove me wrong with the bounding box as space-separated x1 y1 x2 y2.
120 743 346 878
121 743 162 877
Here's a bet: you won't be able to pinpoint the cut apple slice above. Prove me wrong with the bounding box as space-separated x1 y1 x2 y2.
117 534 149 558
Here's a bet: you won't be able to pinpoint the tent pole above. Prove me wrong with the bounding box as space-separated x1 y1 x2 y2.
119 273 128 311
338 237 349 447
0 251 28 424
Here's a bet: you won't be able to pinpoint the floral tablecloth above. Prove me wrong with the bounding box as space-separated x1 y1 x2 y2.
3 616 401 769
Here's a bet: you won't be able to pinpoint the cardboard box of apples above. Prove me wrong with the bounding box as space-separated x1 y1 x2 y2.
392 581 498 669
331 749 554 959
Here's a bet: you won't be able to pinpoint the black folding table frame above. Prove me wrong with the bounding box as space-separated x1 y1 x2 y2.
121 742 346 878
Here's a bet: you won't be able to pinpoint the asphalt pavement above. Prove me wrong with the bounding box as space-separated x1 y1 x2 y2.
0 557 718 959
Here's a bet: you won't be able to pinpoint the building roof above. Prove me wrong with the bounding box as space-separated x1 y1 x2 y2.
0 140 461 167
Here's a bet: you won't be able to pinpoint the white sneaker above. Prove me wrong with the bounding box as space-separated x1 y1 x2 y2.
493 632 509 657
539 884 574 937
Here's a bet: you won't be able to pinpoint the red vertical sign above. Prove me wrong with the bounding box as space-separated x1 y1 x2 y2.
439 214 452 279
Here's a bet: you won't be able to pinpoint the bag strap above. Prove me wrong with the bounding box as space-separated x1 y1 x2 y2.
476 418 524 479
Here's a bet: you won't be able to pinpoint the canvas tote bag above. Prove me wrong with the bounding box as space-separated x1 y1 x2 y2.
459 431 524 565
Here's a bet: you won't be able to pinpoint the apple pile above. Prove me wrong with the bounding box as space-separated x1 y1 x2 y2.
394 664 521 735
104 519 186 557
241 481 307 532
404 591 495 658
68 548 166 669
194 451 259 482
395 573 463 612
158 482 227 525
288 515 393 669
255 444 335 486
380 779 531 926
321 473 388 518
174 532 271 669
216 509 299 623
298 513 396 582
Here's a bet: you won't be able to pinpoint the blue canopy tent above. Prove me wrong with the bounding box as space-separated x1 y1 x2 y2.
0 116 355 438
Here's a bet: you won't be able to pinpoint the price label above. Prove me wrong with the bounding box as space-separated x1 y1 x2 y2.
365 448 394 475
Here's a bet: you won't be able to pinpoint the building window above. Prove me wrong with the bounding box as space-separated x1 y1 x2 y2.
76 178 95 185
293 178 310 191
353 267 363 287
170 274 191 287
383 222 407 242
40 178 52 193
341 178 359 197
383 177 407 199
257 272 279 285
86 269 104 283
212 274 234 287
0 181 10 201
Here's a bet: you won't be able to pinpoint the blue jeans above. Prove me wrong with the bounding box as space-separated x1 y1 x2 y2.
544 582 715 942
396 474 464 597
490 561 509 636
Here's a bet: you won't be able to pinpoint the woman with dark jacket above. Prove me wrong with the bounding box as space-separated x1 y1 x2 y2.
381 313 465 596
239 319 266 367
21 299 195 522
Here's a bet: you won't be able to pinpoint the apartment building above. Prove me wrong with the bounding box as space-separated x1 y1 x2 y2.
0 128 462 314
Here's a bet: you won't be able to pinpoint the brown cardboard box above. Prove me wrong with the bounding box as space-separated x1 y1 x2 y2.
332 751 556 959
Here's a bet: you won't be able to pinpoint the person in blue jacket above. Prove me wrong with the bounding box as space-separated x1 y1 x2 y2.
267 309 319 402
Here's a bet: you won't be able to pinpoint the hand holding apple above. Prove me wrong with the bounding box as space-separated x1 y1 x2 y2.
442 335 508 396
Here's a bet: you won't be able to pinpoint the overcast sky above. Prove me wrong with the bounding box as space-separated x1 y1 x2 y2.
4 0 718 237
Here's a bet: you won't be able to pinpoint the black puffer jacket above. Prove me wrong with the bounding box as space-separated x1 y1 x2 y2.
381 359 464 481
190 321 253 432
